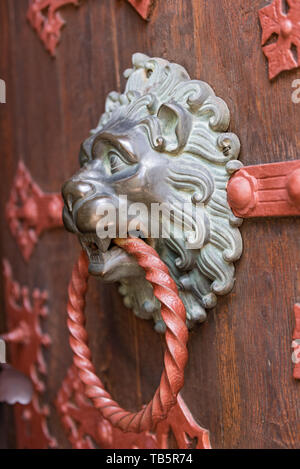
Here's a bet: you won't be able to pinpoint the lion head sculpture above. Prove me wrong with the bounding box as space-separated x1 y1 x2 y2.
62 53 243 332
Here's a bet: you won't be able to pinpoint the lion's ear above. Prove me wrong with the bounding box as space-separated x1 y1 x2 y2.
157 102 192 154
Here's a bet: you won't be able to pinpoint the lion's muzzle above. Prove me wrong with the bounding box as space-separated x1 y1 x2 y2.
62 170 117 233
62 171 128 276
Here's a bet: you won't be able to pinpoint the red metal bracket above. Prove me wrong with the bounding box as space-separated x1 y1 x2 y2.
27 1 156 56
156 394 211 449
127 0 156 20
259 0 300 79
56 364 211 449
27 0 81 56
227 160 300 218
1 260 56 448
292 304 300 380
6 161 64 261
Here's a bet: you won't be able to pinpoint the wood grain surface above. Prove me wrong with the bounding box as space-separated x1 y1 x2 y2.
0 0 299 448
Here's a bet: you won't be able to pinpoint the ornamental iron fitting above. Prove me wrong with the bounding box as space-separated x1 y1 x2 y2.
1 260 56 449
27 1 157 56
259 0 300 80
6 161 64 261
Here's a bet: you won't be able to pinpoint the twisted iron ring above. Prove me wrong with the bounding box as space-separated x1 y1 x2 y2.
66 237 188 433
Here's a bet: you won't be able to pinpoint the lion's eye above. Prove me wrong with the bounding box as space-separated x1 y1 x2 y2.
109 152 128 174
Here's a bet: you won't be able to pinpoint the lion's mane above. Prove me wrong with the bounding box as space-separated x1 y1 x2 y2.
92 54 243 328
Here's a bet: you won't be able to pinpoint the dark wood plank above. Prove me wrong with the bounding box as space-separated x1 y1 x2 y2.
1 0 299 449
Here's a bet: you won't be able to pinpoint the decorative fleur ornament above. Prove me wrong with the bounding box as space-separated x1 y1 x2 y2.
27 0 81 56
6 161 64 261
62 53 243 330
56 365 210 449
27 1 156 55
259 0 300 79
127 0 157 20
1 260 56 448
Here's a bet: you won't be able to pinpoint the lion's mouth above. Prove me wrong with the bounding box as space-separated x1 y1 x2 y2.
79 234 119 278
79 233 111 263
79 233 143 280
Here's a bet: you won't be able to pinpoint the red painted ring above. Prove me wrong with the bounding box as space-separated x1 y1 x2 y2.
66 238 188 433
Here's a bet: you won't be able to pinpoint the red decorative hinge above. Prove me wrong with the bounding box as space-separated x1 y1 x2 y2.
127 0 157 20
56 365 157 449
156 394 211 449
56 365 211 449
27 1 156 55
259 0 300 79
292 304 300 379
6 161 64 261
227 160 300 218
27 0 81 56
2 260 56 448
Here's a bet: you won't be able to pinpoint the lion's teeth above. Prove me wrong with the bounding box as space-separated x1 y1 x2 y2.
78 233 112 259
96 237 111 253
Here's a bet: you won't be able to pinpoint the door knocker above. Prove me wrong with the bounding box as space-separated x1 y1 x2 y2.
62 53 243 331
61 53 244 444
62 53 300 446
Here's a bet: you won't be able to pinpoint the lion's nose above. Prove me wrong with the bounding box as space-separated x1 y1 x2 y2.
62 180 94 213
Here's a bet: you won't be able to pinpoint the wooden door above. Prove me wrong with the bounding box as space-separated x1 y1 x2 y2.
0 0 299 449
